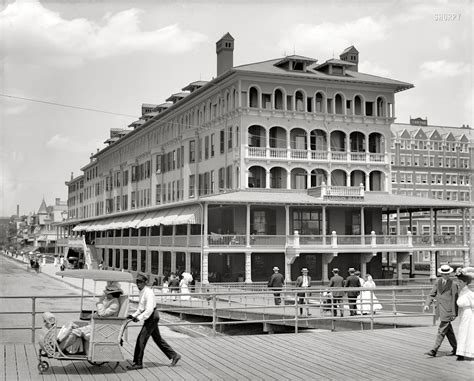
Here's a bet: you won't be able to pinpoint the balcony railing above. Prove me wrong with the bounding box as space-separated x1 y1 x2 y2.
92 232 467 250
246 146 387 164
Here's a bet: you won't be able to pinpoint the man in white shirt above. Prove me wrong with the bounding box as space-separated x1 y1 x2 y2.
127 272 181 370
295 268 312 316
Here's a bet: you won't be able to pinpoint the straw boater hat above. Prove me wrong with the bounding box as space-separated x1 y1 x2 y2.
136 272 149 283
301 268 308 272
348 268 356 274
273 266 279 271
104 284 123 295
438 264 454 274
332 268 339 273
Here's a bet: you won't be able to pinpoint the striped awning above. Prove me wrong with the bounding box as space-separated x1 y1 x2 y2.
73 223 89 232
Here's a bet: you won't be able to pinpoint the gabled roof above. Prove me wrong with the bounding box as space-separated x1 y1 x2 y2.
315 58 356 70
38 199 48 214
414 128 427 139
219 32 234 41
429 130 442 140
275 55 318 67
166 92 190 103
444 132 456 141
128 119 146 128
341 45 359 55
400 129 411 139
182 80 208 92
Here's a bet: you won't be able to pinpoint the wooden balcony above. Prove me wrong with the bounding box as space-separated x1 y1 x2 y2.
92 231 468 253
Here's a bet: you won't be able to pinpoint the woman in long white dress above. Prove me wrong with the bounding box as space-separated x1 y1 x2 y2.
179 272 193 301
357 274 383 315
455 273 474 361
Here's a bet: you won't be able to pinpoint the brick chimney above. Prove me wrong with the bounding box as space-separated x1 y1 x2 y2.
216 32 234 77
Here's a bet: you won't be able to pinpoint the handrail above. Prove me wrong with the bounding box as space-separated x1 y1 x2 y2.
0 285 437 343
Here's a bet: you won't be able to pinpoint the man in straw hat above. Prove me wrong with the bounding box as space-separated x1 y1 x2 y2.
423 264 458 357
268 266 285 305
295 268 312 316
127 272 181 370
345 268 361 316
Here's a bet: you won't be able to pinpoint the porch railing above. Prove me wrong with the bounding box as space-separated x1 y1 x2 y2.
92 233 467 250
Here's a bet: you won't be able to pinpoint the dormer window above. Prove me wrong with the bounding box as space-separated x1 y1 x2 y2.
292 61 304 71
332 65 343 75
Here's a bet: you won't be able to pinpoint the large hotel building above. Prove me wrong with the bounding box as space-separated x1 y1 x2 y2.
57 34 473 284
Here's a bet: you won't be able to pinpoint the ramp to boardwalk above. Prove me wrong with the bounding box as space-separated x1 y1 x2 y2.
2 326 470 380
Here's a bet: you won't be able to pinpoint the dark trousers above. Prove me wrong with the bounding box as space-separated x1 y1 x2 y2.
347 293 359 316
433 320 457 352
332 296 344 317
273 289 282 305
133 308 177 365
298 291 309 315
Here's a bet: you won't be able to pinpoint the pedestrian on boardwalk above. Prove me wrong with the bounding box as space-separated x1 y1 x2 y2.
127 272 181 370
345 268 360 316
168 273 180 301
328 268 344 317
423 264 458 357
268 266 285 305
454 271 474 361
296 268 312 316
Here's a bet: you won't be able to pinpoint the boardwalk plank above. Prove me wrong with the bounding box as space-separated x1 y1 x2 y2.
24 344 46 381
5 344 18 380
15 344 33 380
0 345 5 381
6 327 474 381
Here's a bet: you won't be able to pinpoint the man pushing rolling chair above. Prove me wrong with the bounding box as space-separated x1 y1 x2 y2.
127 272 181 370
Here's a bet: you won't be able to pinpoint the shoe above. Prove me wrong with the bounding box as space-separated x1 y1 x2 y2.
456 356 464 361
425 350 437 357
448 349 457 356
171 354 181 367
126 363 143 370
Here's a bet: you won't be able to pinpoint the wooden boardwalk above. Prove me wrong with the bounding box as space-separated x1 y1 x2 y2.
1 326 472 381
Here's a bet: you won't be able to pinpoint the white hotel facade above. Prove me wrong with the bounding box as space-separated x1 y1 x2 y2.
57 34 473 284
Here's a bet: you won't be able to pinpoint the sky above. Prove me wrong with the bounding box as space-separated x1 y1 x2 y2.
0 0 472 217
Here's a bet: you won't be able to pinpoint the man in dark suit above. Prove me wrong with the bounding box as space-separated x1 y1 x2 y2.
296 268 312 316
268 266 285 305
423 264 458 357
328 268 345 317
345 268 361 316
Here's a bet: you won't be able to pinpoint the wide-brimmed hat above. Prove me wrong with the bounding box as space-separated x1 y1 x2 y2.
136 272 149 283
273 266 279 271
348 268 356 273
301 268 309 272
438 265 454 274
104 284 123 295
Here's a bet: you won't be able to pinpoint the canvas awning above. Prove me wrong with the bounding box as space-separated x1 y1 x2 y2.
73 223 89 232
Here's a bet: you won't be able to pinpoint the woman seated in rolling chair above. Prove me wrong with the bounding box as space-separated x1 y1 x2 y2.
58 283 123 355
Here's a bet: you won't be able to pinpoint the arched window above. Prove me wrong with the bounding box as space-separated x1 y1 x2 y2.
249 87 259 108
274 89 284 110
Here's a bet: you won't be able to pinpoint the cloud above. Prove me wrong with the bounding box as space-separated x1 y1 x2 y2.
46 134 71 148
358 61 391 77
278 17 387 57
420 60 471 78
1 0 207 68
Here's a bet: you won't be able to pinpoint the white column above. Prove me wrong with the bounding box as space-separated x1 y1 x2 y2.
322 206 327 245
245 252 252 283
360 207 365 245
265 169 270 189
203 203 209 248
202 252 209 284
246 204 251 248
430 251 436 280
171 251 176 273
307 170 311 189
158 251 163 277
185 252 191 273
396 207 401 235
429 208 434 246
287 170 292 190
